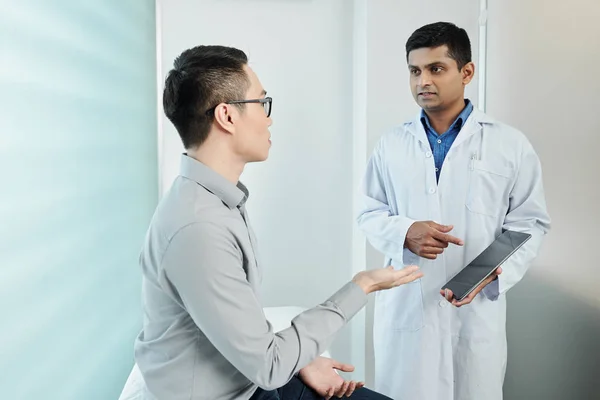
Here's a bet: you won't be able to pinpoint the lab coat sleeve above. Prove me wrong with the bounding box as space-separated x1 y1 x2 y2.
356 139 416 266
482 140 551 300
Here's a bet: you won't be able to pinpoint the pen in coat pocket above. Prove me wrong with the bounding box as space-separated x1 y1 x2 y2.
470 153 478 170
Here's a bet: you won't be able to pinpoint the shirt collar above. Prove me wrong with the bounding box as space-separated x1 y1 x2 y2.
179 154 248 209
420 99 473 136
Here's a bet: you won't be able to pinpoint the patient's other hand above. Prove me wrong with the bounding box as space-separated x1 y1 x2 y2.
298 356 364 399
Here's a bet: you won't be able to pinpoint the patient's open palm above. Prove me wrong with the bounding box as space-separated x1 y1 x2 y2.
353 265 423 294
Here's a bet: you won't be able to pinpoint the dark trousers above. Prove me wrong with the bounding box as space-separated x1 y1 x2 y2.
249 376 392 400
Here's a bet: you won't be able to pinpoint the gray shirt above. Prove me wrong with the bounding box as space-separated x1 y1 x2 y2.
134 155 368 400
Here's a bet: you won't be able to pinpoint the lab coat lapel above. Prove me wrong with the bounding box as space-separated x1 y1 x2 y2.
451 108 495 150
404 112 429 148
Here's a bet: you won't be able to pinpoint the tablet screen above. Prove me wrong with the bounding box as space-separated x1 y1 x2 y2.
442 230 532 301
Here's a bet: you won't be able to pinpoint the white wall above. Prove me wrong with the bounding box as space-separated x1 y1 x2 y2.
158 0 361 374
486 0 600 398
487 0 600 307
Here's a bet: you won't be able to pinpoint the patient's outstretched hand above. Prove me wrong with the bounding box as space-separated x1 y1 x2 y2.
352 265 423 294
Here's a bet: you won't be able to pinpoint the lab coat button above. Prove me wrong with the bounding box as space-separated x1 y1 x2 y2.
439 299 448 308
429 187 436 194
425 151 432 158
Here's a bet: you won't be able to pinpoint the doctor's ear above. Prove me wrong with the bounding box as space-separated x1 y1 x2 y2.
461 62 475 84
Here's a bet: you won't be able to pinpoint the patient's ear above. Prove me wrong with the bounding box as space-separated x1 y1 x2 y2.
213 103 238 135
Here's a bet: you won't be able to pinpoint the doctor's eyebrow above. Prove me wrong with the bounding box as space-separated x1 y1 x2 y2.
409 62 446 70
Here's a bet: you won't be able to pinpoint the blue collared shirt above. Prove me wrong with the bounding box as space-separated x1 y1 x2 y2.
421 99 473 181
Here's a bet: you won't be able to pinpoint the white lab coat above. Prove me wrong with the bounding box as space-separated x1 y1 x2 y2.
357 108 551 400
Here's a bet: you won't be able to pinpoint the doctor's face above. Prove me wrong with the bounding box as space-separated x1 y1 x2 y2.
408 45 474 113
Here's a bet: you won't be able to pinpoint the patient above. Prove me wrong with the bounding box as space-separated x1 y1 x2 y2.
134 45 422 400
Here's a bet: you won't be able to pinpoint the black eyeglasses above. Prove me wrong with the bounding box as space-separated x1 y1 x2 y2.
205 97 272 118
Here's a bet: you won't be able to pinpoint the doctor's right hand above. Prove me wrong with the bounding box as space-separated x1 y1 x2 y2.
405 221 464 260
352 265 423 294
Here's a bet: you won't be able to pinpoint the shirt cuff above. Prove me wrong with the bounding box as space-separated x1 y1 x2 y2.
482 278 500 301
327 281 368 321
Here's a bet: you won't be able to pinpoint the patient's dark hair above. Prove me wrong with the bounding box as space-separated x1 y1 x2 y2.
163 45 249 149
405 22 472 70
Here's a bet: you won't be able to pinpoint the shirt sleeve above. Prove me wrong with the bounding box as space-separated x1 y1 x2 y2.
162 222 368 390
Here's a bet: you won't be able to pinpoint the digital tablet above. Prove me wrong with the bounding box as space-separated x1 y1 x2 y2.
441 230 532 301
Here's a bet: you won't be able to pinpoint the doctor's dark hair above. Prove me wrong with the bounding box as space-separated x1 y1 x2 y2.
163 45 250 149
405 22 472 70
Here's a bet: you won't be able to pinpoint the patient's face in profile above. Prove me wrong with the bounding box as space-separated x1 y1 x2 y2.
408 45 474 113
230 65 273 163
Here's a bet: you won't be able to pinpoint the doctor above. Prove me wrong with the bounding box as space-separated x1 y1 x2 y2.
357 22 551 400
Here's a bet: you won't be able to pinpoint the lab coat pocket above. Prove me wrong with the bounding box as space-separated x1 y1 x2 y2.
379 279 424 332
466 160 514 217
